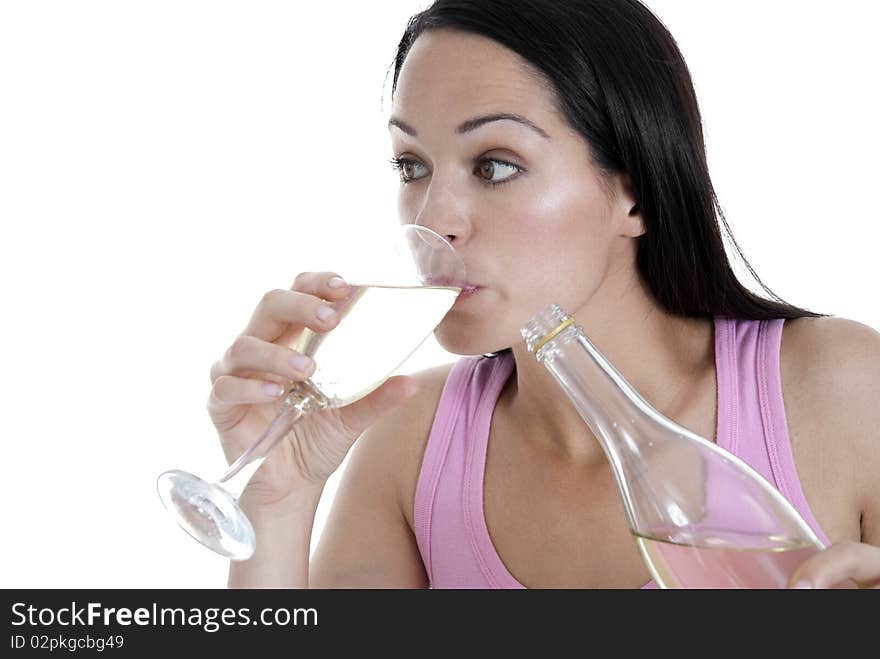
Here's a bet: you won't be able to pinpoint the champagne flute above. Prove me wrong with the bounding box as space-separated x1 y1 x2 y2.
157 224 467 560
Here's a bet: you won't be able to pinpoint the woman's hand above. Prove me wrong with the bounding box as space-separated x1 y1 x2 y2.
789 541 880 589
207 272 420 508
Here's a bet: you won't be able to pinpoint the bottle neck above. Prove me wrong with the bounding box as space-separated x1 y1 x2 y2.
539 328 658 457
522 306 683 471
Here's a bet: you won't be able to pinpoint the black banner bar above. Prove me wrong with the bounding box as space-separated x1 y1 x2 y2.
0 589 864 653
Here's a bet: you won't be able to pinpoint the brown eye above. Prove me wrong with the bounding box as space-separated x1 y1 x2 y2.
391 157 429 183
474 158 522 185
477 160 495 180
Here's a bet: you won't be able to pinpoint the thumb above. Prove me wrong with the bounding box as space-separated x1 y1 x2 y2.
336 375 421 438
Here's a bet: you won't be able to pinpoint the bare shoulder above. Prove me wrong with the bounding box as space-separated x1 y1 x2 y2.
781 315 880 395
782 314 880 351
780 315 880 541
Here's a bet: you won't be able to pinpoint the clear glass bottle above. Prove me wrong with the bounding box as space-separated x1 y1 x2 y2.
521 304 825 588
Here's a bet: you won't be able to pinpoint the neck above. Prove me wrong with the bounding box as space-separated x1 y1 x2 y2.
501 265 715 466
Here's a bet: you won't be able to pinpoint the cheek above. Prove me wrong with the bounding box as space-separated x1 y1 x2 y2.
530 166 608 230
501 175 611 270
433 183 613 356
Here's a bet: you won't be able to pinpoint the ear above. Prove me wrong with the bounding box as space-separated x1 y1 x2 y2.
616 172 646 238
621 204 646 238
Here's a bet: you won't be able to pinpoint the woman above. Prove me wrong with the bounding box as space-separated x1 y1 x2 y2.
210 0 880 588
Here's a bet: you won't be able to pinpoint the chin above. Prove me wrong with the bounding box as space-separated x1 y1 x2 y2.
433 323 516 357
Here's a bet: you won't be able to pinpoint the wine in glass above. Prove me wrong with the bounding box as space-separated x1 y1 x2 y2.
157 224 468 560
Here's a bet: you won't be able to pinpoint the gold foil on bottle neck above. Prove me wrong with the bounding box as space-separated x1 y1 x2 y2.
531 316 575 356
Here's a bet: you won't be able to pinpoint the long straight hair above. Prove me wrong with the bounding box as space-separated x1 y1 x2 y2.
390 0 826 323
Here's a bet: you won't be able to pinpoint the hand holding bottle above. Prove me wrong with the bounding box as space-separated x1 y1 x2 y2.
206 272 420 507
788 541 880 589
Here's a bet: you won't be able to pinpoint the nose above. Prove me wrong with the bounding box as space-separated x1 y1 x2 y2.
411 178 470 247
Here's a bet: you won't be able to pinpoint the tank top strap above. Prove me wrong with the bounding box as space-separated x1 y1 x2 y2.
413 356 478 584
715 316 832 547
756 318 832 546
413 354 515 585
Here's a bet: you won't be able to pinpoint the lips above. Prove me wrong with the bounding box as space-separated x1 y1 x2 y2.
425 275 480 294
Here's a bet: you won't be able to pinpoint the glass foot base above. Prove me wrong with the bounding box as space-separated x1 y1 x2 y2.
157 469 255 560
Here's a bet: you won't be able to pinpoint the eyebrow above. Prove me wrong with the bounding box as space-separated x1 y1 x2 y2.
388 112 551 139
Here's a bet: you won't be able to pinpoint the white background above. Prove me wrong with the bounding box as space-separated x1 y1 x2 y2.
1 1 877 587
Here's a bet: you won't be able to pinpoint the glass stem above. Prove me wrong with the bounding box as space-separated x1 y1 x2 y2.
216 392 311 499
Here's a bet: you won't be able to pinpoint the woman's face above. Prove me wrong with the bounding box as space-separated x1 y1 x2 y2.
390 28 642 355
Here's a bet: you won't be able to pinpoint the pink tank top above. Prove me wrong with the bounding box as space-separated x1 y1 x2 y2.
413 317 832 588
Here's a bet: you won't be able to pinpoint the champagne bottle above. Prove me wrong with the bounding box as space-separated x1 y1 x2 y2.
521 304 825 588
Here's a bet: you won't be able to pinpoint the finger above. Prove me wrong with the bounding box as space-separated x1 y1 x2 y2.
789 541 880 589
336 375 421 438
242 287 344 342
210 334 316 384
291 271 352 297
207 374 288 416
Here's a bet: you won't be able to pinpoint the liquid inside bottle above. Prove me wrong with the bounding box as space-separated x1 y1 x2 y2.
521 304 825 588
633 528 820 588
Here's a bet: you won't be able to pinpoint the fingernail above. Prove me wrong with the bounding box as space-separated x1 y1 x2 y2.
316 306 337 322
328 276 348 289
288 354 314 373
791 580 813 589
263 382 285 397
